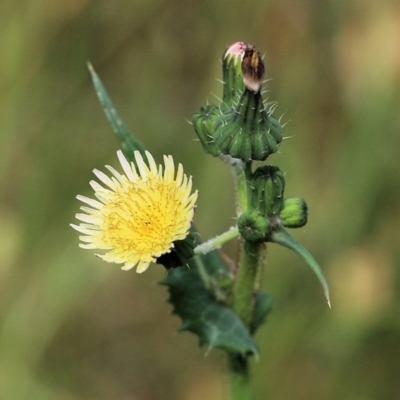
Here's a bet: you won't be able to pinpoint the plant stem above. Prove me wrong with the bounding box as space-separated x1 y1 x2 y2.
231 160 250 214
225 241 263 400
226 161 264 400
227 353 253 400
230 160 264 325
194 226 239 255
231 240 264 326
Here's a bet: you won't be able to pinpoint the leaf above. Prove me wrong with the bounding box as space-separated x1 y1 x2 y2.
268 224 331 307
160 249 259 358
87 63 147 166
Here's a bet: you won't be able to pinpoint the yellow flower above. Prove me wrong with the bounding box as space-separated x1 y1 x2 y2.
71 150 198 273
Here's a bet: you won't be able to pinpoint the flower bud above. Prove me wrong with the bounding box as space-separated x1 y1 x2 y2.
213 89 282 162
251 166 285 216
192 104 221 156
222 41 247 107
241 45 265 93
279 197 308 228
238 210 271 242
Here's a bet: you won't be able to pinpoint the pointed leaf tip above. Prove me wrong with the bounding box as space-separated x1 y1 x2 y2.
87 63 147 166
269 225 331 307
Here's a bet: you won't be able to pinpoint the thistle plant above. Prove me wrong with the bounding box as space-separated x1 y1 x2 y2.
72 42 330 400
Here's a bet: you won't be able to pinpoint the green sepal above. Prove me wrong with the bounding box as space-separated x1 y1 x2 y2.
160 248 259 357
214 89 283 162
156 230 196 270
88 63 147 167
192 104 221 156
250 291 273 335
268 225 331 307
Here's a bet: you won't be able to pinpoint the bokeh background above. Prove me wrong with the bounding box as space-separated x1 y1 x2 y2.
1 0 400 399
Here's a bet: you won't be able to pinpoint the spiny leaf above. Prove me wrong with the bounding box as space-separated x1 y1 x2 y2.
88 63 147 166
161 249 259 358
268 225 331 307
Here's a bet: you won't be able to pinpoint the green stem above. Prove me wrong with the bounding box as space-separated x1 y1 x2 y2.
226 242 262 400
226 160 262 400
194 226 239 255
231 160 251 214
230 160 263 325
231 241 264 326
227 353 253 400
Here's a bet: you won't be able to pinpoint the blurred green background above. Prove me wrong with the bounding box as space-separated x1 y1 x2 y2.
1 0 400 399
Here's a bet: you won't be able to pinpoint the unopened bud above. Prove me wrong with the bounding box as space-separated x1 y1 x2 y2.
238 210 270 242
241 45 265 93
192 104 221 156
279 197 308 228
222 41 247 106
213 89 282 161
251 166 285 216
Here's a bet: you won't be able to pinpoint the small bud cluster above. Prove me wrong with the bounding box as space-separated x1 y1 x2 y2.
192 42 282 162
192 41 308 244
238 167 307 242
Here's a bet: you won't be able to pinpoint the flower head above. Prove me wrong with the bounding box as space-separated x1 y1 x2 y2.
71 150 198 273
222 41 248 106
224 41 247 61
241 45 265 93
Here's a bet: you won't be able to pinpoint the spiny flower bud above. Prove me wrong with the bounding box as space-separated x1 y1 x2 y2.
213 89 282 162
222 41 247 107
279 197 308 228
251 166 285 216
241 45 265 93
192 104 221 156
238 210 271 242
